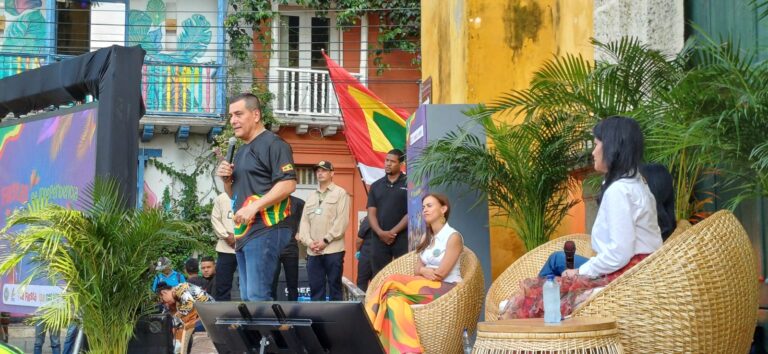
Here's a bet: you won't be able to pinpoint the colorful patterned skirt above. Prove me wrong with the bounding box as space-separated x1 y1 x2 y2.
500 254 649 320
365 274 456 354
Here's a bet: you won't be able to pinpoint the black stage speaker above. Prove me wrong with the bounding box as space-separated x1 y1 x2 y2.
127 313 173 354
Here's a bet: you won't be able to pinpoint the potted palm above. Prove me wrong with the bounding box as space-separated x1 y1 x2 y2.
411 112 588 251
411 38 684 251
0 178 199 354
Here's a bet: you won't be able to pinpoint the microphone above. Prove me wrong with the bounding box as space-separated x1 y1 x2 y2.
564 240 576 269
225 137 237 164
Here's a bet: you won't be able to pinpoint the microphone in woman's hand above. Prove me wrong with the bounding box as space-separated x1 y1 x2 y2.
564 240 576 269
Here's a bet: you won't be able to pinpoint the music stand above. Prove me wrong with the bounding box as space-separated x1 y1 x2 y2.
196 301 385 354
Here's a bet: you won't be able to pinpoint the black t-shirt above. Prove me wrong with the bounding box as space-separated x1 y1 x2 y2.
366 173 408 238
232 131 296 250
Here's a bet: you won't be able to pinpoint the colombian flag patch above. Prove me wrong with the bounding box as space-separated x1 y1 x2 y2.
233 195 292 239
281 163 294 172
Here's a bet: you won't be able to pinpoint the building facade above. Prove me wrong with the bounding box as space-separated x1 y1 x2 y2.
0 0 228 213
420 0 684 278
258 4 420 280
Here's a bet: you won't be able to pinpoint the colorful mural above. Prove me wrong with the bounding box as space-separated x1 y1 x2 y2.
0 107 97 313
1 0 220 113
0 0 48 80
128 0 217 113
1 0 48 54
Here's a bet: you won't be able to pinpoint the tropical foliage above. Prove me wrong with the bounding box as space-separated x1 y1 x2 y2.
411 112 588 251
127 0 214 113
0 178 199 354
483 32 768 219
150 159 218 270
1 0 47 54
127 0 212 63
416 30 768 250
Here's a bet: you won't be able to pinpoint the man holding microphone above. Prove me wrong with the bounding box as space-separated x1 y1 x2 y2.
216 93 297 301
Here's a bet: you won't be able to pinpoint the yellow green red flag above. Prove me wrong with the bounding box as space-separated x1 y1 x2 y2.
322 53 409 184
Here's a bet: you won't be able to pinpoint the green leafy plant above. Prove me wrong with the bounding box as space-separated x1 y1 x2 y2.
0 178 199 354
652 33 768 210
150 159 217 270
411 112 588 251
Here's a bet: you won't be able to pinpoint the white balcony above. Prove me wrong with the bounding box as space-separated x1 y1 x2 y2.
271 67 363 130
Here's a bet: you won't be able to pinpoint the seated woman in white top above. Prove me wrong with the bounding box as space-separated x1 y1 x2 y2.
365 193 463 354
501 116 663 319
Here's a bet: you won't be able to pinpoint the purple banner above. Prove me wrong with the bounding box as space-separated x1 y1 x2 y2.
406 105 428 251
0 106 97 314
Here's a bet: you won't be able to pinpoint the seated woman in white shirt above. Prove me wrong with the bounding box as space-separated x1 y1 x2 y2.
365 193 463 354
500 116 663 320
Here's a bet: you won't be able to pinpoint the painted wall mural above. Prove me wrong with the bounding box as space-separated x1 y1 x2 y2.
128 0 218 113
1 0 220 113
0 0 48 80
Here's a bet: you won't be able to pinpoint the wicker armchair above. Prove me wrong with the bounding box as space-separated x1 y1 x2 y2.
665 218 692 242
485 210 758 353
365 247 485 354
484 234 594 320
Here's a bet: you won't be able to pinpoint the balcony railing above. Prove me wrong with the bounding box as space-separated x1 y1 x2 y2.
272 67 363 124
0 54 224 117
0 53 47 81
142 62 223 116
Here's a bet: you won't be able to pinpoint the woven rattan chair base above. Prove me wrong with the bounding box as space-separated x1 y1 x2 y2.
472 318 624 354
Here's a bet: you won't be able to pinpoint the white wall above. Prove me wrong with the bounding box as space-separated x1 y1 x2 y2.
593 0 685 59
140 134 221 208
91 3 127 51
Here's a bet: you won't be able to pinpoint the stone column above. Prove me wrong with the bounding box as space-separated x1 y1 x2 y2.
593 0 685 60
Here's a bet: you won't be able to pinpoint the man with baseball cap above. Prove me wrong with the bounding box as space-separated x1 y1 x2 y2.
297 160 350 301
151 256 186 292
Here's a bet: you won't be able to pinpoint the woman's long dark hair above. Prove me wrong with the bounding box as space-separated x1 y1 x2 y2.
593 116 645 205
415 193 451 253
640 163 676 240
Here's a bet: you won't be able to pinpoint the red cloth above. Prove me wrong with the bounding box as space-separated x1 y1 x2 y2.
501 253 649 319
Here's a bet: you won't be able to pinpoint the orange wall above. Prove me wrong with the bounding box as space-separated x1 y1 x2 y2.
420 0 594 279
279 128 369 280
267 11 420 281
364 15 421 113
339 14 421 113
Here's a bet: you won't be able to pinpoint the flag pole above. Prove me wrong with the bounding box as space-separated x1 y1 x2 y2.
323 48 371 196
357 166 370 195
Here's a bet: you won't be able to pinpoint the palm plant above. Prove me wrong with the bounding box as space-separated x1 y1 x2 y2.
643 32 768 214
411 112 588 251
0 178 198 354
473 38 683 123
469 37 707 218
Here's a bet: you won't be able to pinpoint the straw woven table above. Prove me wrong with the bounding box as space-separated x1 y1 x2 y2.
472 317 624 353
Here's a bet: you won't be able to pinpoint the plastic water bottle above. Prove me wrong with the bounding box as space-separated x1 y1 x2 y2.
462 328 472 354
543 275 561 323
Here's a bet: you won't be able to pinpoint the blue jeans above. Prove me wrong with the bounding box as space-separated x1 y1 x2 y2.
307 251 345 301
61 324 78 354
236 227 292 301
539 251 589 277
34 322 61 354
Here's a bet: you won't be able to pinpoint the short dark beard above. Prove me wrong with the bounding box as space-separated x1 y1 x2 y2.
387 169 401 178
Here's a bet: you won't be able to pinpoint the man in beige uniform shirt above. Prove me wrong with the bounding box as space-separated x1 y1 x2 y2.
210 192 237 300
297 161 350 301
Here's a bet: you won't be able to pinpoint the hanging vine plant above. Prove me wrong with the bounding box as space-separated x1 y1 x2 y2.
149 158 217 269
225 0 420 69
